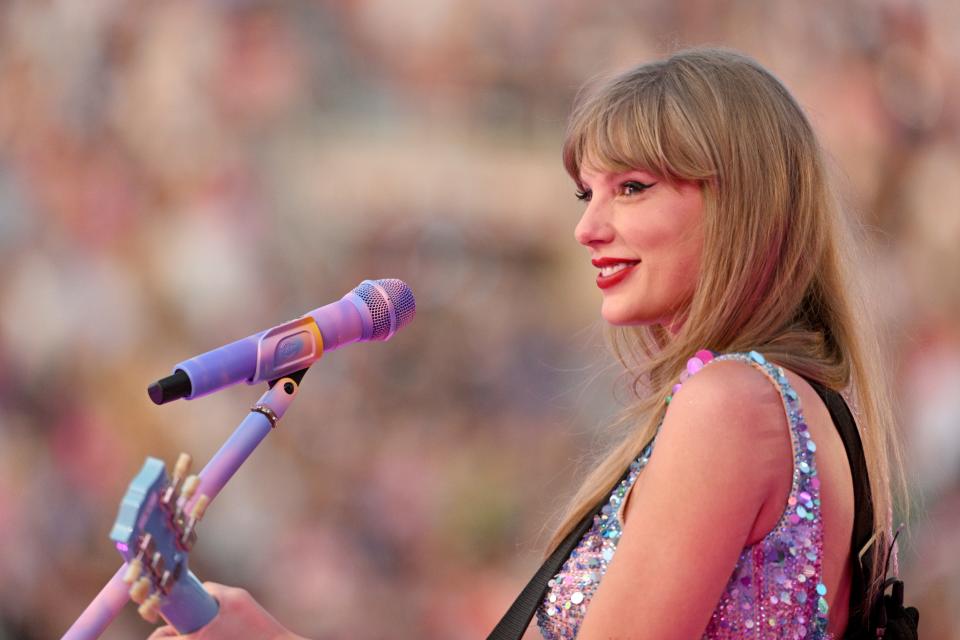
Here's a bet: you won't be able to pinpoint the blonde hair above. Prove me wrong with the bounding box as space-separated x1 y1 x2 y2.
551 47 906 620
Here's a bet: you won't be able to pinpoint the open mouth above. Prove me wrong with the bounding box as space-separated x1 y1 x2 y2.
595 261 640 289
598 262 637 277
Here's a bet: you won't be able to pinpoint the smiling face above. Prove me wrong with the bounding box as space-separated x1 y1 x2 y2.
574 164 705 329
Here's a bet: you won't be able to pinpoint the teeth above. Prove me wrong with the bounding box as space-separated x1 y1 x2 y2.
599 262 636 277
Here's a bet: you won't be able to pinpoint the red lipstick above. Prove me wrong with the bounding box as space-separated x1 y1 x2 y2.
592 258 640 290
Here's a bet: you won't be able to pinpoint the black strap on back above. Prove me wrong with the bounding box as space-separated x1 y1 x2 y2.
487 379 878 640
802 378 878 636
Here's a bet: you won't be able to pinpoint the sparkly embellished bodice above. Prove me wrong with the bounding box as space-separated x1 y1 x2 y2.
537 351 832 639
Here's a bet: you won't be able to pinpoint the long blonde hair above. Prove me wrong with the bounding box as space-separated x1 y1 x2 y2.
550 47 906 618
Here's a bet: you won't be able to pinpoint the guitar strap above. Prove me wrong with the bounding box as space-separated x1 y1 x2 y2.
484 478 609 639
802 378 878 637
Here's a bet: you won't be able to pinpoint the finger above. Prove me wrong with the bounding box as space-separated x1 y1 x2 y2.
201 581 253 604
200 581 232 597
146 625 179 639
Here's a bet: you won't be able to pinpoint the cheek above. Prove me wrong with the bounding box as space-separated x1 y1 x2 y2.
670 215 704 276
675 235 704 294
622 216 683 252
627 217 700 267
633 214 703 293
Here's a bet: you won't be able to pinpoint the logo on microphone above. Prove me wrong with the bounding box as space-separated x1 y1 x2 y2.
277 335 305 361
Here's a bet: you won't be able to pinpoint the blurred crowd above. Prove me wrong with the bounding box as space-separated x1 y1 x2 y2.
0 1 957 638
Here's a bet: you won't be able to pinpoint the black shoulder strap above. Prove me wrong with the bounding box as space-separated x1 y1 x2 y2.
485 499 604 640
802 378 877 635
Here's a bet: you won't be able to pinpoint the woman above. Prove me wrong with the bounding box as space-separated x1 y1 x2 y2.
533 47 903 639
149 48 903 639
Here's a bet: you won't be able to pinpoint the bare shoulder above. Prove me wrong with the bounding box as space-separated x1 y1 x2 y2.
626 357 795 533
663 357 790 447
585 357 796 638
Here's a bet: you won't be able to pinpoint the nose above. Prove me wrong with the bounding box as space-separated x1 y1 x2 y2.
574 199 614 247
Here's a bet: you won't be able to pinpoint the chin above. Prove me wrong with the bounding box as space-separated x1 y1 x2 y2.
600 303 661 327
601 300 684 329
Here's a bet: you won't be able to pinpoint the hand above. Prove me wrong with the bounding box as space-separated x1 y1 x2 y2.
146 582 306 640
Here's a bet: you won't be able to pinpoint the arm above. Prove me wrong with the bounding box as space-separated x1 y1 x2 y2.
577 360 794 640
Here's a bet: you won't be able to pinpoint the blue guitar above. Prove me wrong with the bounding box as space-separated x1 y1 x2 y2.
109 453 218 632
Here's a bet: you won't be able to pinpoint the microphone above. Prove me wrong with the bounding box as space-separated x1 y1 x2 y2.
147 279 415 404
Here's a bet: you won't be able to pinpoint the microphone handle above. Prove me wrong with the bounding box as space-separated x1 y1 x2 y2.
151 296 371 404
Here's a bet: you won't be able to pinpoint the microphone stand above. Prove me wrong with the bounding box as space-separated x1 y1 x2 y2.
62 369 310 640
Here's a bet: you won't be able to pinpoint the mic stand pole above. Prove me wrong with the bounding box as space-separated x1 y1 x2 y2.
62 369 309 640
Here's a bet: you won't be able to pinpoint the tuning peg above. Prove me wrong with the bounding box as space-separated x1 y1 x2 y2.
173 452 192 480
176 494 211 550
150 551 165 577
162 453 194 508
181 474 200 501
138 592 162 624
138 533 156 557
190 494 211 521
122 557 143 584
129 576 152 604
159 569 174 594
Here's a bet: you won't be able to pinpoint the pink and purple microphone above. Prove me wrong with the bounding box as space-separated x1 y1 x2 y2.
148 278 416 404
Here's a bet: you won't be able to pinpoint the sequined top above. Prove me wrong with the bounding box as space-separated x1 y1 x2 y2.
537 351 832 639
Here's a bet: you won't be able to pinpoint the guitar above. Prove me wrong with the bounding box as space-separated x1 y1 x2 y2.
109 452 219 633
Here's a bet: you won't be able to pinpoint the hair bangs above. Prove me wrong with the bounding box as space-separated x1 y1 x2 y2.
562 82 676 188
563 70 714 187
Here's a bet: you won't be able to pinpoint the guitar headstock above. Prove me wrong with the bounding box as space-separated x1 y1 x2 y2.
110 453 217 630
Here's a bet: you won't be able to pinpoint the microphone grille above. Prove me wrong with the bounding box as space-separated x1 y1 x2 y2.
352 279 416 340
376 278 416 329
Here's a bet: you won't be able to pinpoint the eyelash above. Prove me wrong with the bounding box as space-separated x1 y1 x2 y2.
575 181 655 202
621 180 654 196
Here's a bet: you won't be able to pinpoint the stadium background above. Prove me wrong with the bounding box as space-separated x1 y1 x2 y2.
0 1 958 638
